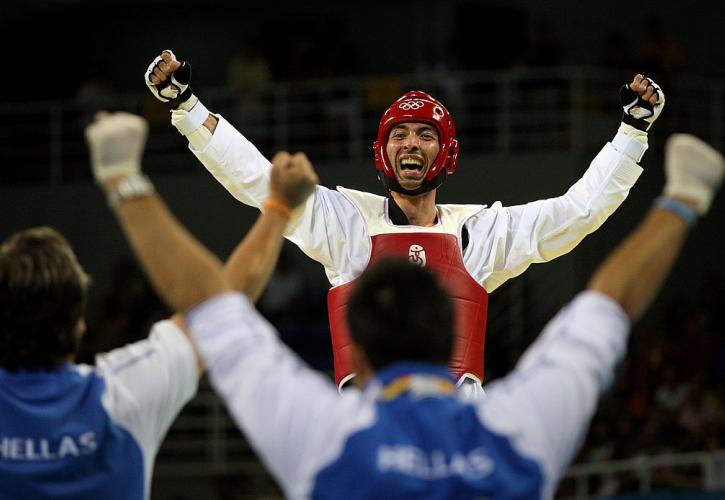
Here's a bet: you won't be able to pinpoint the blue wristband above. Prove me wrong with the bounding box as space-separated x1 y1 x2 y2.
653 197 697 227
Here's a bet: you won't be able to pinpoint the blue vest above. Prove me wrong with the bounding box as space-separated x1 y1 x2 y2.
0 364 144 500
312 364 544 499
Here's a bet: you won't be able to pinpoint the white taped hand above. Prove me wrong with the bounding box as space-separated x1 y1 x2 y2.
664 134 725 215
85 112 148 184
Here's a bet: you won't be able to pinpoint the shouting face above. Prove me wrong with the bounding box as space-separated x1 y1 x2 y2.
385 123 440 191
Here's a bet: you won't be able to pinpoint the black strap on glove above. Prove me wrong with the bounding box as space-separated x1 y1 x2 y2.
620 78 663 131
154 60 193 110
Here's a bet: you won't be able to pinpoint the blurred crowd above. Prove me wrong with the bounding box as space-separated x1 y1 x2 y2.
574 273 725 494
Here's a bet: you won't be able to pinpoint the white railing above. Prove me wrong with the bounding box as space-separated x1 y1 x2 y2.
2 67 723 185
559 451 725 498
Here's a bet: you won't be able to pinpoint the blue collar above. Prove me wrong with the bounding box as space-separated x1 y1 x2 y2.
0 362 74 380
375 362 455 385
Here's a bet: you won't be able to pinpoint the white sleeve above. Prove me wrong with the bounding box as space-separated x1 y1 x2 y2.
96 320 199 469
464 142 643 292
187 115 272 208
186 292 358 494
182 114 365 284
476 291 630 499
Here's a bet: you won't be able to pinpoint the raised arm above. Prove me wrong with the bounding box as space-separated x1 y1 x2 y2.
145 50 266 206
467 75 666 292
86 111 350 495
479 134 723 498
85 112 317 312
144 50 366 284
86 111 227 311
145 50 219 134
589 134 724 320
223 151 318 301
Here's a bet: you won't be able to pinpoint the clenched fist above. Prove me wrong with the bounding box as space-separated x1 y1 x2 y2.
620 74 665 131
144 50 193 109
268 152 319 209
85 111 148 184
664 134 724 215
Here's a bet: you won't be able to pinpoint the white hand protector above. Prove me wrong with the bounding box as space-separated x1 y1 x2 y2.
144 50 193 109
85 112 148 184
620 77 665 131
664 134 725 215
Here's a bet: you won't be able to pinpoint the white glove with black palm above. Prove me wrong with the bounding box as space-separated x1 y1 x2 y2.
144 49 211 136
144 50 195 110
620 76 665 132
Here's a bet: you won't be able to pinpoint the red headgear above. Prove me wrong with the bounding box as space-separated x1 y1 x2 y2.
373 91 459 194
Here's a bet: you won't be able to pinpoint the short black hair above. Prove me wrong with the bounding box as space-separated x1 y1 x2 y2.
346 258 453 371
0 227 90 371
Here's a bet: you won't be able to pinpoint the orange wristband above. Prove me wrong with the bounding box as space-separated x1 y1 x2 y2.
262 197 293 220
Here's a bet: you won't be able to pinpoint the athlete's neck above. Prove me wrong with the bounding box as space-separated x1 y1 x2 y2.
390 189 438 227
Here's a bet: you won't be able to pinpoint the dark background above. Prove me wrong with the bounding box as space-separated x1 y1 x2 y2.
1 0 722 99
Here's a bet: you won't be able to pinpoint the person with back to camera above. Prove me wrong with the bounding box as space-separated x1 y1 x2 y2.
0 107 315 499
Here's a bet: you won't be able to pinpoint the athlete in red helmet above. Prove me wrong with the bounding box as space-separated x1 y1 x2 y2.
145 50 665 394
373 91 459 195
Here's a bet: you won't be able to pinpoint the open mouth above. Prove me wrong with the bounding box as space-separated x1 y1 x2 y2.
399 157 425 177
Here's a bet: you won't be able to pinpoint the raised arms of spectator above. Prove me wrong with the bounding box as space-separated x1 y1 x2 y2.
85 112 317 312
87 112 332 494
479 135 723 498
223 152 319 301
589 134 724 320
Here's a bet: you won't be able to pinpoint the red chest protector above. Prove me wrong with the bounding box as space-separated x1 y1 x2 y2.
327 232 488 387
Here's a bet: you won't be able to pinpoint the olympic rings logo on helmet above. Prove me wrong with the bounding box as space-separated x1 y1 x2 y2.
373 91 459 195
399 100 426 111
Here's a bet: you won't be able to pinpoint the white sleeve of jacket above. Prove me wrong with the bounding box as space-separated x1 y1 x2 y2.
186 292 372 497
175 112 367 286
464 137 644 292
95 320 199 486
476 290 630 499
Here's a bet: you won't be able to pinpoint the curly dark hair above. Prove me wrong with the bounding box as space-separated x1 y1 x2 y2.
0 227 90 371
347 258 453 371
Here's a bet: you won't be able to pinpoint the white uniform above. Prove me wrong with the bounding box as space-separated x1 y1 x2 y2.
0 321 198 500
179 113 645 292
187 289 630 499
